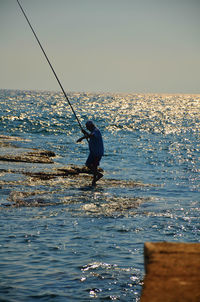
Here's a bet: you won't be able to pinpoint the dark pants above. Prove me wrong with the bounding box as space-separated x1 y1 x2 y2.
86 153 102 169
86 153 103 185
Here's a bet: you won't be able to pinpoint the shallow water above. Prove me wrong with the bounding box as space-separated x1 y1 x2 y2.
0 89 199 301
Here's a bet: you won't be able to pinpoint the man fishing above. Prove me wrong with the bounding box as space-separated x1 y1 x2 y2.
17 2 104 187
77 121 104 186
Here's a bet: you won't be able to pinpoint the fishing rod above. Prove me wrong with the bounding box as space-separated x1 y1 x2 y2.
16 0 83 131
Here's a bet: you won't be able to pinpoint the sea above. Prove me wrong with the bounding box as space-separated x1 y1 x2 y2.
0 89 199 301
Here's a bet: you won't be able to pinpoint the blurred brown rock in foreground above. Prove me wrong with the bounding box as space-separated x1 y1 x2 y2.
140 242 200 302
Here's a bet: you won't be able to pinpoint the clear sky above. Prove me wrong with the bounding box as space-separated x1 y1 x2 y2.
1 0 200 94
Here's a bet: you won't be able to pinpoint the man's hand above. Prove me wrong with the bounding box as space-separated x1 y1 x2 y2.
77 137 83 143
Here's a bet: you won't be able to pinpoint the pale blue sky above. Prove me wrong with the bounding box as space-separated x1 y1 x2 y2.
1 0 200 93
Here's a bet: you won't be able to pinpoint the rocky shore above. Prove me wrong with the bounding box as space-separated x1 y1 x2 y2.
0 135 148 213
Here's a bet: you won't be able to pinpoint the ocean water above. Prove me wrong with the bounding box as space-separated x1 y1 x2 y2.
0 89 199 301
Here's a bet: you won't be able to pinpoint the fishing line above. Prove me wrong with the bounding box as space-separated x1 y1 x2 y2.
16 0 83 131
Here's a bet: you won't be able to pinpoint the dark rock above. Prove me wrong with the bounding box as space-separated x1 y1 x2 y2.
7 191 57 207
0 135 26 141
30 150 56 157
0 152 54 164
23 165 100 180
58 165 103 174
0 135 55 163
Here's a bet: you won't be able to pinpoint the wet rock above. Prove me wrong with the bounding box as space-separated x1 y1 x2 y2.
0 154 53 164
23 165 103 180
6 190 57 207
0 135 27 142
0 135 55 163
23 171 65 180
58 165 103 174
0 141 16 148
0 150 55 164
0 135 26 148
37 150 55 157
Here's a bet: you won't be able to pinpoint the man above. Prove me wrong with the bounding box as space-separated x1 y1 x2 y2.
77 121 104 186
